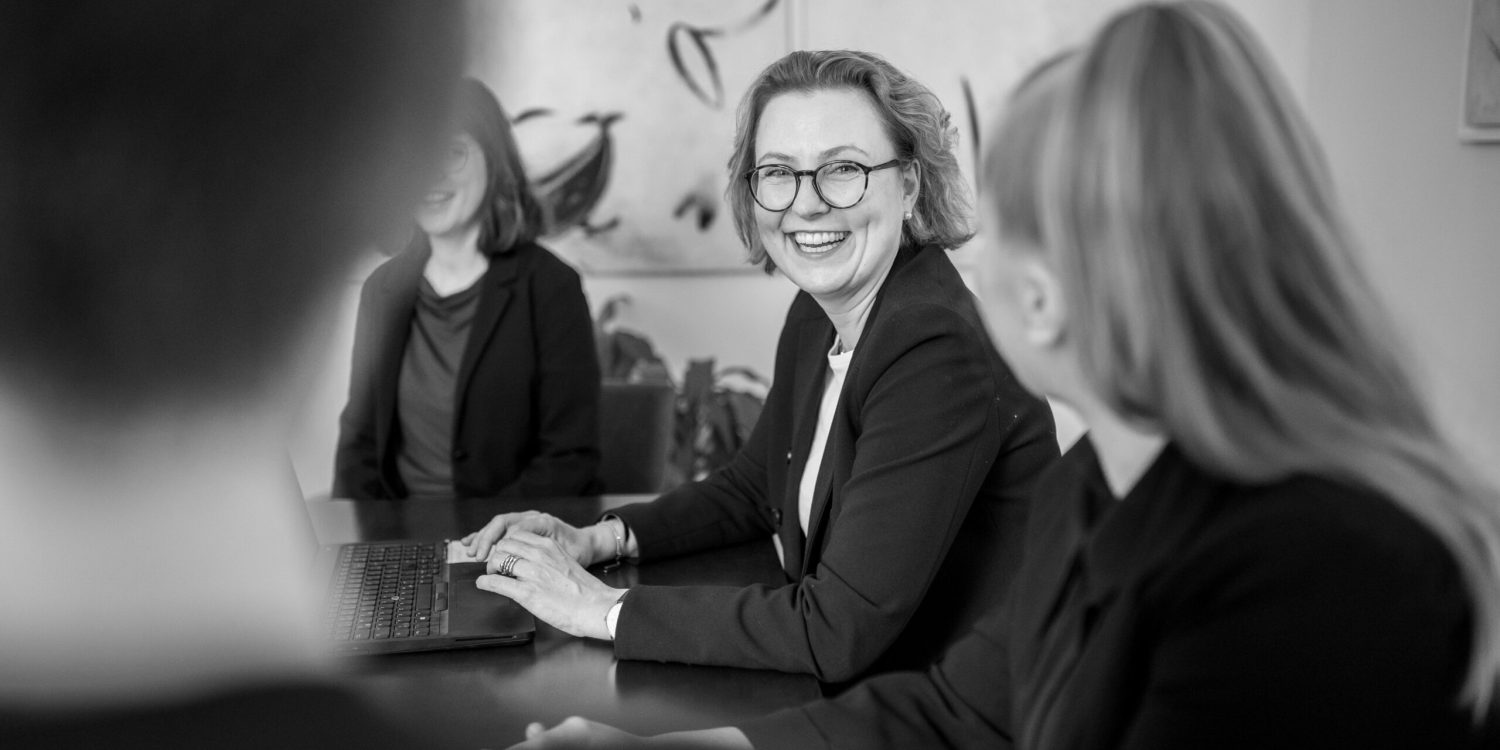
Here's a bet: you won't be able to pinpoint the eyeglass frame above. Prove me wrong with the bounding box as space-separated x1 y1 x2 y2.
743 158 904 212
442 138 472 175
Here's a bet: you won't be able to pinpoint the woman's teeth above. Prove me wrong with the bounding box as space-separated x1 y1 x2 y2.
423 191 453 205
792 231 849 253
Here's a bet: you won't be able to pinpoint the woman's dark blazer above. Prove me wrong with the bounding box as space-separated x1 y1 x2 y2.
333 239 601 499
741 440 1500 749
610 244 1058 683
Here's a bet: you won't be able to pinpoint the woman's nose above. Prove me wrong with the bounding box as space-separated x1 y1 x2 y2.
788 174 831 217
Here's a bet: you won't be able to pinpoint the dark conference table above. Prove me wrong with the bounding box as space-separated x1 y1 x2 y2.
306 495 819 748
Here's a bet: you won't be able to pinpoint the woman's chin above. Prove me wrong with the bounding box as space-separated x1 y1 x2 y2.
416 213 470 240
783 265 856 299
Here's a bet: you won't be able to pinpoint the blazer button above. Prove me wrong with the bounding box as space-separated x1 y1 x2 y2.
785 450 792 464
771 508 783 527
452 448 468 461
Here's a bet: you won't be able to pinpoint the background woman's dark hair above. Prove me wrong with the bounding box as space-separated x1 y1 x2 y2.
726 49 975 273
456 78 546 255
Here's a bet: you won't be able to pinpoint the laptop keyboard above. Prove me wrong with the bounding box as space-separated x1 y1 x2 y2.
324 542 445 642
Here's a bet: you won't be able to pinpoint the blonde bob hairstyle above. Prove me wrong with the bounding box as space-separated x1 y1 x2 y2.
985 1 1500 712
726 49 974 273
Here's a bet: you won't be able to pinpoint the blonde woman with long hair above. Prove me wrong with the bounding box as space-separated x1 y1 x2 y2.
503 2 1500 747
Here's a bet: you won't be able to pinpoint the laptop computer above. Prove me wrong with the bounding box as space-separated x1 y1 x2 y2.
290 462 535 655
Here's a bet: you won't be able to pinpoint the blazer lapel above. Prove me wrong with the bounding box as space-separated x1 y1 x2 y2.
796 251 902 572
372 250 425 462
453 252 519 428
780 314 833 577
799 382 846 574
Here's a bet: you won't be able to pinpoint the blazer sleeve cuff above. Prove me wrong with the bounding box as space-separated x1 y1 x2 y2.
601 502 656 559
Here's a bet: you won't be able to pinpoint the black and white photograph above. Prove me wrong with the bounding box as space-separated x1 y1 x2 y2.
3 2 1499 749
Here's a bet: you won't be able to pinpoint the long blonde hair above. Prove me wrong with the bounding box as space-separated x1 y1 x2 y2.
986 1 1500 712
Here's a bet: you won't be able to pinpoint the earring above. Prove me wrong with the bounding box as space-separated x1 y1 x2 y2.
903 211 913 221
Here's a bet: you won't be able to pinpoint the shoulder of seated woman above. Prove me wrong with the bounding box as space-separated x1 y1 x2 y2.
511 240 565 269
1166 474 1464 598
878 276 975 320
511 242 587 286
362 250 422 290
869 297 984 349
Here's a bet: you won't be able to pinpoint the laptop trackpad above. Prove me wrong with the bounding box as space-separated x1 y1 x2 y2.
445 562 536 640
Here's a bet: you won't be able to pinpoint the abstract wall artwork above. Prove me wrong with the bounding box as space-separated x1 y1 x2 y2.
468 0 1143 272
471 0 793 274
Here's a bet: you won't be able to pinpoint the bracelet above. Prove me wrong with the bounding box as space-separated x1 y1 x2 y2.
602 516 626 572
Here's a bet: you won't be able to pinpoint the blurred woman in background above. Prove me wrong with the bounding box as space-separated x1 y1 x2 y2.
335 79 601 500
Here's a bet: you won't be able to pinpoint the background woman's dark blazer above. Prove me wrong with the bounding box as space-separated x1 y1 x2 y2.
741 440 1500 749
610 244 1058 683
333 239 601 499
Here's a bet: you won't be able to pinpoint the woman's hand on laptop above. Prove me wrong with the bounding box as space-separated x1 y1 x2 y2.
476 530 623 640
463 511 601 566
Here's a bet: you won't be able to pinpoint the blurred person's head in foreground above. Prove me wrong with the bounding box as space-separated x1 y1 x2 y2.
0 0 462 704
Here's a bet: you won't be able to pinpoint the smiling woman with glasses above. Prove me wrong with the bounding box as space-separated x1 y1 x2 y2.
462 49 1058 692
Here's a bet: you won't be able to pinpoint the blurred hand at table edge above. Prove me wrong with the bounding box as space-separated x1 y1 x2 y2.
476 531 626 639
500 717 751 749
464 511 635 566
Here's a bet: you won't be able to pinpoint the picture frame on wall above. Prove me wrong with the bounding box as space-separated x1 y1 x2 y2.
1460 0 1500 142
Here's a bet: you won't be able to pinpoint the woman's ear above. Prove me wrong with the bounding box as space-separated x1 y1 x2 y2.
1018 257 1067 348
901 161 921 215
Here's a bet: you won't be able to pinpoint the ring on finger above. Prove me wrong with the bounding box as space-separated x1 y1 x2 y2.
499 554 520 578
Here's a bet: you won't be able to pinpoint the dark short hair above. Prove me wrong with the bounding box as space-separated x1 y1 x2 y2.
726 49 975 272
455 78 546 255
0 0 462 422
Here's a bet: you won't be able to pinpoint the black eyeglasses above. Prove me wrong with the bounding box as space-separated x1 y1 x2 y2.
442 140 472 175
745 158 902 212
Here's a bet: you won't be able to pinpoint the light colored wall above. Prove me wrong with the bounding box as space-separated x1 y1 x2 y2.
1302 0 1500 482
